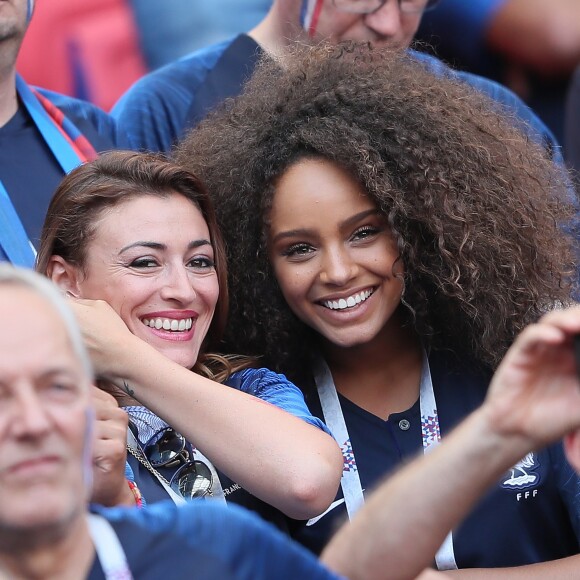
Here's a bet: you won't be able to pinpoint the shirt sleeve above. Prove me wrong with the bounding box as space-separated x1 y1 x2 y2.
111 40 231 153
227 368 333 437
94 501 343 580
179 501 343 580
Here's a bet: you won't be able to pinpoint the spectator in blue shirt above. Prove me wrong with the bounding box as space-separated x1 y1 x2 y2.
0 0 125 267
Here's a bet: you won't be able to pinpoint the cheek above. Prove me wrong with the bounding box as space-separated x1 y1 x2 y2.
197 276 220 316
401 15 421 43
315 9 358 39
275 267 314 310
54 405 90 460
91 279 151 324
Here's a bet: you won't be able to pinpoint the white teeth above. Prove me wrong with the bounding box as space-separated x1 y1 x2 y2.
143 317 194 332
322 289 374 310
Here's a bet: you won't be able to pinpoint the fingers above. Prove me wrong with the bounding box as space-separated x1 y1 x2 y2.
91 384 119 405
93 436 127 471
504 306 580 363
537 305 580 334
91 385 128 442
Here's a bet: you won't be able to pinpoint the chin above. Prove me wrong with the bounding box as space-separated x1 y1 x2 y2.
321 325 376 344
0 496 78 539
156 347 198 369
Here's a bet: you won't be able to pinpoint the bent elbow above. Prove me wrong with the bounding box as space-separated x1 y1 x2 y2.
283 449 343 520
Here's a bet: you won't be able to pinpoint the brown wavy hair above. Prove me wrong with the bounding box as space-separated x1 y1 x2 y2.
37 151 252 382
176 43 577 384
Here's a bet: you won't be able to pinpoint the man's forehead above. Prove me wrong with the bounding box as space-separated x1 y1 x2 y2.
0 286 83 381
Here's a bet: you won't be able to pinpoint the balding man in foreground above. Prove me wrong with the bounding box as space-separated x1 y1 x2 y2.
1 265 580 579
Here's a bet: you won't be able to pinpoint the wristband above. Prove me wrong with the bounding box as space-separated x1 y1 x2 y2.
127 479 145 508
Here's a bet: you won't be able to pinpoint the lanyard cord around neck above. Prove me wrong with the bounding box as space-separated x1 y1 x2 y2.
0 76 97 267
87 513 134 580
313 350 458 571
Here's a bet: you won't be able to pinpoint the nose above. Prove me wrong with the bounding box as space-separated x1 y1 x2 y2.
364 0 405 42
10 387 52 439
160 264 197 304
319 245 358 286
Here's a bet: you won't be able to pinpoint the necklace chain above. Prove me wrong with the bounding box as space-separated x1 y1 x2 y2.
126 442 214 498
126 443 172 487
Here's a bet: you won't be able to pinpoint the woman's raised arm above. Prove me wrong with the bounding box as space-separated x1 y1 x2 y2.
71 297 343 520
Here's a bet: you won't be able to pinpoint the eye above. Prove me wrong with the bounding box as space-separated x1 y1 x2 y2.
129 257 160 269
351 225 381 241
43 381 78 401
281 243 315 260
50 382 72 392
187 256 215 270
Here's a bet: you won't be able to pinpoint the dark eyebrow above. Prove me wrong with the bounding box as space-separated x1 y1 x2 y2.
119 240 212 254
270 209 381 244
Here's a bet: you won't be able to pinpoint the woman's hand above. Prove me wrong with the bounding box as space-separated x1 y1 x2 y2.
67 298 140 379
89 386 134 507
483 306 580 449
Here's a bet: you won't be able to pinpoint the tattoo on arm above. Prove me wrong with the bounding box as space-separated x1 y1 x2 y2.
123 381 135 398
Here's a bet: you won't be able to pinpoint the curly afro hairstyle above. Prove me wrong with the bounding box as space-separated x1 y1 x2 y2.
176 42 577 385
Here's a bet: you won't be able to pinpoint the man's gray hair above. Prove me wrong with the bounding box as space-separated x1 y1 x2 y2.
0 265 93 380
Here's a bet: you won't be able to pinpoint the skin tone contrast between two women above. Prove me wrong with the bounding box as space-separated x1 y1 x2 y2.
33 43 580 574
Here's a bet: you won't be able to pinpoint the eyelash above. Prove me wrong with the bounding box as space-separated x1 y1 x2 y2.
281 243 314 258
129 258 158 268
188 257 215 269
352 225 381 240
128 257 215 269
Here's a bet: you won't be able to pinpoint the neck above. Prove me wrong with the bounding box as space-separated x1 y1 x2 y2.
249 1 309 59
0 65 17 128
0 511 94 580
322 313 423 419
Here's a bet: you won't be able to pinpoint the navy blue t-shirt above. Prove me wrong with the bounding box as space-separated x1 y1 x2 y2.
87 501 339 580
295 351 580 568
0 88 123 262
0 106 66 250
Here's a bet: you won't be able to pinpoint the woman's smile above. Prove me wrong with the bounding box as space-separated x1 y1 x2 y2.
141 310 197 341
318 287 376 311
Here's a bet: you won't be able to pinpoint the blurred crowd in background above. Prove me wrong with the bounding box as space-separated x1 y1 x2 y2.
16 0 580 174
16 0 271 111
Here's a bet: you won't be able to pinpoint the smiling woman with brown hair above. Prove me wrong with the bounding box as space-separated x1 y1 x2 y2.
176 42 580 573
35 150 343 532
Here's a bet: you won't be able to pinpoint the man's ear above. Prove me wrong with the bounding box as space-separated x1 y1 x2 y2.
46 255 82 298
564 429 580 474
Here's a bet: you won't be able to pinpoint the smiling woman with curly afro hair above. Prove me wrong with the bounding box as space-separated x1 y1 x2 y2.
176 42 580 570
